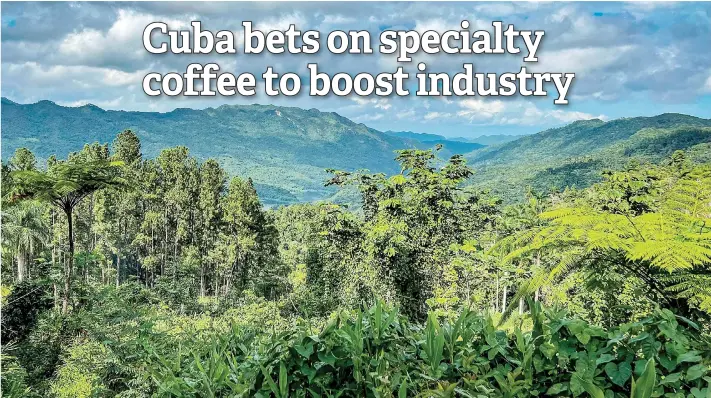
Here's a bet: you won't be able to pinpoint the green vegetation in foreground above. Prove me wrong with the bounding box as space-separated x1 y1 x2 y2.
3 286 710 397
1 128 711 397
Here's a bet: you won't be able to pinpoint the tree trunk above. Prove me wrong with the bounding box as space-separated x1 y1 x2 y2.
501 285 508 314
534 253 541 302
174 232 179 281
519 297 524 315
163 212 168 277
62 209 74 315
495 274 500 312
116 254 121 287
52 246 58 310
28 242 33 279
225 272 232 297
16 252 26 282
53 283 59 311
200 265 205 298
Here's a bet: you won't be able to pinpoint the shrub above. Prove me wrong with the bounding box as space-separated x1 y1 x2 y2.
50 340 111 398
147 301 711 397
1 280 53 343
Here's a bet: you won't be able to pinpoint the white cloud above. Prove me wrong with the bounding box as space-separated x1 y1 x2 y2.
58 9 188 67
534 45 635 75
321 14 356 25
258 12 309 32
474 3 517 16
547 6 577 23
624 1 680 18
3 62 146 88
424 111 452 121
457 99 506 121
571 91 618 101
396 109 416 119
704 72 711 93
456 98 605 126
354 113 384 122
351 97 392 110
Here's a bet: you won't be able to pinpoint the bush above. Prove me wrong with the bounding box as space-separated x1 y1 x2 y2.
0 350 34 398
1 280 53 343
50 340 111 398
147 301 711 397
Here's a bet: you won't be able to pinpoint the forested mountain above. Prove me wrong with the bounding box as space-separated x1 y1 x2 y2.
384 130 525 147
1 97 415 205
467 114 711 199
384 130 447 141
465 133 526 146
4 97 711 206
384 130 491 155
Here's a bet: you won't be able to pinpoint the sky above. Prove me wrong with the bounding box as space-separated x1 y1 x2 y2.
2 1 711 138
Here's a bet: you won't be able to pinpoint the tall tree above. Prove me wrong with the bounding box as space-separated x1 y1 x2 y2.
197 159 226 296
9 159 125 313
95 130 143 286
1 201 49 282
328 148 475 318
8 148 38 171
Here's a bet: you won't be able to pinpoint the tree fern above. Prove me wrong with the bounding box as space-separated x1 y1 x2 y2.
495 158 711 320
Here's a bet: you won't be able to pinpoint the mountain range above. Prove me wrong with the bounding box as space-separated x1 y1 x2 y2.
466 114 711 199
384 130 526 146
2 97 710 204
1 98 415 204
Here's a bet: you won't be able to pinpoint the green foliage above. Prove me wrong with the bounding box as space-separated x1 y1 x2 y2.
0 350 33 398
1 200 50 283
274 202 365 315
496 159 711 320
143 301 711 397
327 148 501 318
50 341 111 398
1 280 53 343
8 147 38 172
8 157 126 313
8 159 125 211
2 119 711 397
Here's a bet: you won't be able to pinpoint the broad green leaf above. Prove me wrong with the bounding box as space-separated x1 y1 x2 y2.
631 359 656 398
686 364 708 382
605 362 632 386
596 354 615 365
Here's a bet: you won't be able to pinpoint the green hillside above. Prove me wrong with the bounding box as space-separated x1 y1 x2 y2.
466 114 711 199
384 130 446 142
465 133 527 146
384 130 485 156
384 130 526 147
1 97 416 205
4 98 710 205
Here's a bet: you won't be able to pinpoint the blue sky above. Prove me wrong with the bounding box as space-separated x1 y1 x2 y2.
2 2 711 138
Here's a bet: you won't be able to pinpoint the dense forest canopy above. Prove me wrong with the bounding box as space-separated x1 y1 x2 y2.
1 125 710 397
